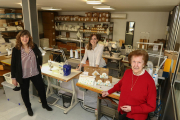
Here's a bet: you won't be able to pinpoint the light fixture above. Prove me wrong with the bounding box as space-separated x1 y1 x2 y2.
93 6 115 10
41 7 62 11
86 0 101 4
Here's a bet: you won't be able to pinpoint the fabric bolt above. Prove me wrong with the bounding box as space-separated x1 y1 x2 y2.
21 47 39 78
108 69 156 120
81 44 106 67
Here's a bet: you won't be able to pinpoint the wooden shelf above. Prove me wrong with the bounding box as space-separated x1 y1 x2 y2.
56 38 88 43
55 21 113 24
55 30 112 35
0 18 23 20
0 30 22 33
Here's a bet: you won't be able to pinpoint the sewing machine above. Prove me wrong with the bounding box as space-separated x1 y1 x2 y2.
48 48 71 76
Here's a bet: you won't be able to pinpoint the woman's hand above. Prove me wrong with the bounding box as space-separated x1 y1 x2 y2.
102 91 109 97
76 67 81 71
121 105 131 112
12 79 18 86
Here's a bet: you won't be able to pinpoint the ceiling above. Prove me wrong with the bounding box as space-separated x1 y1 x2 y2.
0 0 179 12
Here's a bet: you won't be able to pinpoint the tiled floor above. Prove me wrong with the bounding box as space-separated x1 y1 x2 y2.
0 89 101 120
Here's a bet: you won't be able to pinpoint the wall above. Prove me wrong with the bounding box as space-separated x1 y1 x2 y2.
58 12 169 47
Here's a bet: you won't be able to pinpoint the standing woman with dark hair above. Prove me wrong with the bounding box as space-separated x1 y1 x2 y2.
11 30 52 116
76 34 106 71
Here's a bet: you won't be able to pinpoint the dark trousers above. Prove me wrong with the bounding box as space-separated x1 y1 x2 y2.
119 112 134 120
19 74 47 108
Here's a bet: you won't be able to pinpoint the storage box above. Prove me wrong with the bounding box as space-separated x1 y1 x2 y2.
85 17 91 22
93 12 99 17
74 16 80 21
99 17 110 22
90 17 95 22
1 81 24 105
65 16 70 21
99 12 111 18
85 12 92 17
93 17 99 22
80 17 85 21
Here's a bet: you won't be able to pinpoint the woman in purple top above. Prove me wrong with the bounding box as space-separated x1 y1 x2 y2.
11 30 52 116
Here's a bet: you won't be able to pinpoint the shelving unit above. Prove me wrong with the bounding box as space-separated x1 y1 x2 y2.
55 20 114 47
0 8 24 39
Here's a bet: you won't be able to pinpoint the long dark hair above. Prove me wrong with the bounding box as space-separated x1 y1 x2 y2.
15 30 34 50
86 34 99 50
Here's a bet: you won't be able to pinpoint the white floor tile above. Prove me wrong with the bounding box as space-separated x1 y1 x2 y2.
0 116 8 120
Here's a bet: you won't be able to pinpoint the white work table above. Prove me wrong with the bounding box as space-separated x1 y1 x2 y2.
41 63 82 114
76 76 120 120
76 77 120 100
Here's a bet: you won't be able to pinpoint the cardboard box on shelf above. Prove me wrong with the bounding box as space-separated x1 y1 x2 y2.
87 12 92 17
70 16 74 21
80 17 85 21
90 17 94 22
61 16 65 21
93 12 99 17
85 17 91 22
99 17 110 22
74 16 80 21
65 16 70 21
93 17 99 22
99 12 111 18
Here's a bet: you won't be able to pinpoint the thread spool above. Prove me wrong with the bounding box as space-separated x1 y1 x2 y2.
70 49 73 58
142 45 144 49
75 50 78 59
148 68 153 76
153 74 158 85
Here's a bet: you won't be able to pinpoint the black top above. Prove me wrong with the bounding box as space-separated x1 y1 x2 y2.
11 43 42 84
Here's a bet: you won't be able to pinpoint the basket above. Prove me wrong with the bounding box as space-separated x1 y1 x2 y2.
3 72 12 84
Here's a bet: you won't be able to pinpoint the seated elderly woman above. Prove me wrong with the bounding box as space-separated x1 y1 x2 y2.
102 50 156 120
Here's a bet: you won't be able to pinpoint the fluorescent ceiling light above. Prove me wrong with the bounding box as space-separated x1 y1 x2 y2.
41 7 62 10
93 6 115 10
87 0 101 4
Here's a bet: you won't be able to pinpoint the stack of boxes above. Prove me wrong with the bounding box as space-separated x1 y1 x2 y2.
78 66 112 87
55 12 111 22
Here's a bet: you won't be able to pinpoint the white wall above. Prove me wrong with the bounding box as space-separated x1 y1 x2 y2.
58 12 169 47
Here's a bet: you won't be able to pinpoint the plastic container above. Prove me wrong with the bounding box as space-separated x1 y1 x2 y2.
3 72 12 84
0 13 6 18
1 81 24 105
16 13 22 18
10 13 15 19
6 13 11 18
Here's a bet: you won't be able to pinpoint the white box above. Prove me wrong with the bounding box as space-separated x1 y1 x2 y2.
1 81 24 105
